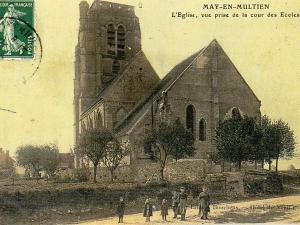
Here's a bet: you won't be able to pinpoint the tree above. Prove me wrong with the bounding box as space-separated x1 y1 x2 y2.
144 119 195 180
272 119 296 172
16 145 43 178
102 140 130 183
215 115 259 170
40 144 60 178
77 128 114 183
16 144 61 179
260 116 296 172
260 115 275 170
216 113 296 172
248 126 264 169
171 118 196 161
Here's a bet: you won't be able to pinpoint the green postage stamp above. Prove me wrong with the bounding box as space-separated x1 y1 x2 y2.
0 0 34 58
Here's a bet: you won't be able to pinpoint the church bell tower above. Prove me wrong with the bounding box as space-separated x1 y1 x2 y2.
74 0 142 143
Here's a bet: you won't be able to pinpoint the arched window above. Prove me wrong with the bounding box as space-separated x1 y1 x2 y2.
81 121 86 133
232 107 241 120
95 111 103 128
186 105 195 135
88 117 93 130
107 24 115 55
115 107 127 126
117 25 125 58
199 119 206 141
112 60 120 74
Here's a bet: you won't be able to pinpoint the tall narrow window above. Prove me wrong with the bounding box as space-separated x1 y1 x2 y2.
107 24 115 55
86 119 90 130
232 107 241 120
117 25 125 58
95 111 103 129
81 121 86 133
88 117 93 130
199 119 206 141
186 105 195 135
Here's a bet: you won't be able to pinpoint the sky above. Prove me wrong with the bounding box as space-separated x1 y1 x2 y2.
0 0 299 169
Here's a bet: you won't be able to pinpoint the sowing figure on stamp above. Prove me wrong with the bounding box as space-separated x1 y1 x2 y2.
0 4 26 55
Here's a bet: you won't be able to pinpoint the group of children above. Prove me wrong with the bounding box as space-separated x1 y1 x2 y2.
116 187 210 223
117 197 169 223
143 198 169 222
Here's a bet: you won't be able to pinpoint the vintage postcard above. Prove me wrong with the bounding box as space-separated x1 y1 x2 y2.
0 0 299 224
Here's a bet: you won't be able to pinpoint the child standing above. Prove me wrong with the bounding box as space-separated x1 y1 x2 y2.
143 198 153 222
116 197 125 223
198 187 210 220
172 190 180 218
161 199 168 221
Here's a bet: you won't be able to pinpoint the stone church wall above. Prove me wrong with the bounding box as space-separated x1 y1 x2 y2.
207 42 261 120
167 65 214 159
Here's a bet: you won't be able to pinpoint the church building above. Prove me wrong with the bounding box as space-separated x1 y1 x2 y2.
74 0 261 174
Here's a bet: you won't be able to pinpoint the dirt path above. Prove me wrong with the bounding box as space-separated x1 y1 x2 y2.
77 195 300 224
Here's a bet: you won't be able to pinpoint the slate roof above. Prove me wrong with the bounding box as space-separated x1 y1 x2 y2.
81 50 145 116
114 47 206 135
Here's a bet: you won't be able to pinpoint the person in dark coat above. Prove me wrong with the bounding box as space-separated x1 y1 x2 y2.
178 187 188 221
116 197 125 223
172 190 180 218
161 199 168 221
143 198 153 222
198 187 210 220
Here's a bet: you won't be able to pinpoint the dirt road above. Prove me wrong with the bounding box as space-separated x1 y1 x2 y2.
77 194 300 224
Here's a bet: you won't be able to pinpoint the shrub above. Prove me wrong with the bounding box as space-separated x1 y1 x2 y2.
265 172 283 193
54 169 73 183
73 168 90 182
54 168 90 183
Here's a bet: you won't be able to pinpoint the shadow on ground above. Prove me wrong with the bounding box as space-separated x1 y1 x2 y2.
210 208 293 223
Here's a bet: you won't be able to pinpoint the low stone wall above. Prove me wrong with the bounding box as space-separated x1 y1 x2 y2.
165 159 207 182
205 172 245 197
97 166 134 183
132 162 160 183
224 172 245 197
244 171 284 195
94 161 244 198
133 159 207 183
